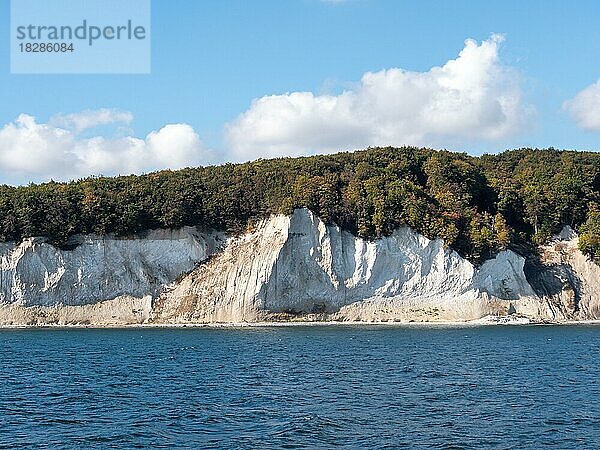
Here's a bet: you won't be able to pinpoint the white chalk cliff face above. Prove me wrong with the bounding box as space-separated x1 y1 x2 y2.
0 228 225 325
151 209 600 324
0 208 598 325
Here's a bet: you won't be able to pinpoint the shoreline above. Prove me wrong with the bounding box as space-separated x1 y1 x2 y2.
2 317 600 329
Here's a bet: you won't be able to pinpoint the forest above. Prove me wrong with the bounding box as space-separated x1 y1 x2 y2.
1 146 599 263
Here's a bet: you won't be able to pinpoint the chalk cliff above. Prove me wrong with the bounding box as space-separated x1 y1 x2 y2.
0 208 597 325
0 228 225 325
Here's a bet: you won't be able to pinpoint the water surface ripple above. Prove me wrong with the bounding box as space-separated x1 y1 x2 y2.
1 325 599 448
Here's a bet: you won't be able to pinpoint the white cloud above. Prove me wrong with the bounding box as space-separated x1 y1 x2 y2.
0 112 212 185
225 34 533 161
50 108 133 133
563 81 600 131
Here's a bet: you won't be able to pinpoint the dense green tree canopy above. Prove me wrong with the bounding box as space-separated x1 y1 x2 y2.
1 147 599 263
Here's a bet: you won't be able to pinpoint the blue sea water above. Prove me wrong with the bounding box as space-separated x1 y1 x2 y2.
1 325 599 449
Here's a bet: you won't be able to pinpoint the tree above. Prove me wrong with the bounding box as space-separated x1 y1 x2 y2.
579 203 600 259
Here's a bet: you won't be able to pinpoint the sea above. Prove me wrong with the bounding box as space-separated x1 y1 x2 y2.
1 324 599 449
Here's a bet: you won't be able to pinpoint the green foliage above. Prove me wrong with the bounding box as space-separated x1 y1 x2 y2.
579 203 600 259
1 146 600 264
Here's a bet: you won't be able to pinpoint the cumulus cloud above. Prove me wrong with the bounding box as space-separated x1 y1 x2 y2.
49 108 133 133
0 112 212 185
563 81 600 131
225 34 533 161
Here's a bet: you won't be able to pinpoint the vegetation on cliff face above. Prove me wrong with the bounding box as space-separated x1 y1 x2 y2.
0 147 599 263
579 203 600 259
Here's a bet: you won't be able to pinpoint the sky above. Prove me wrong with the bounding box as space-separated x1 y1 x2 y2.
1 0 600 184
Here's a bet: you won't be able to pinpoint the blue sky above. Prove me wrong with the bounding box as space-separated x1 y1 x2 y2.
1 0 600 184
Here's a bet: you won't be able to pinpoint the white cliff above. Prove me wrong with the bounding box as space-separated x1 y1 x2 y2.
532 226 600 320
152 209 553 323
0 208 598 325
0 227 225 325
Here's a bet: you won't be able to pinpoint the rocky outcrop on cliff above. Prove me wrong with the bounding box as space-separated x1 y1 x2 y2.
1 208 599 325
526 226 600 320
